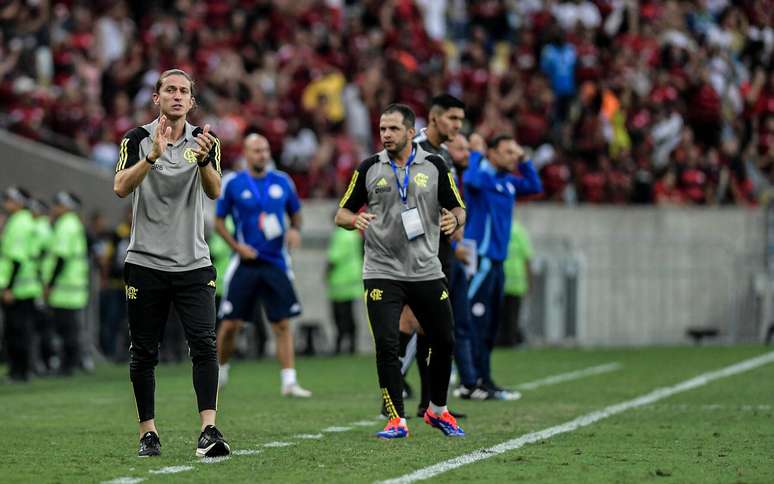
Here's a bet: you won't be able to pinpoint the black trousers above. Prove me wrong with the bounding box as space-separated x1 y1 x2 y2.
124 263 218 422
331 300 356 354
52 308 81 374
496 295 524 347
2 298 35 381
33 306 55 371
364 278 455 419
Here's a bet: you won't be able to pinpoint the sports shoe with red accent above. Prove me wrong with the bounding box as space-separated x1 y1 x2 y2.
423 409 465 437
376 418 409 439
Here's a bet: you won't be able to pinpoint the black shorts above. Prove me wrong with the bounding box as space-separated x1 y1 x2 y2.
219 259 301 323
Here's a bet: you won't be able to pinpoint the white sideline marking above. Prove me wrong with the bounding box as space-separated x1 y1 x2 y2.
233 449 262 456
379 351 774 484
322 426 352 433
294 433 324 439
102 479 144 484
149 466 193 475
515 363 622 391
199 456 231 464
263 441 293 448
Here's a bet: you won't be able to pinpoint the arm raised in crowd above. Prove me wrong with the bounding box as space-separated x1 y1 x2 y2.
512 160 543 195
462 134 498 191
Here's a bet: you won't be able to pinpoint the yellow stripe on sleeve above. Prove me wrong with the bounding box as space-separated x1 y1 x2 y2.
338 170 359 208
116 138 128 173
214 138 222 175
448 173 465 209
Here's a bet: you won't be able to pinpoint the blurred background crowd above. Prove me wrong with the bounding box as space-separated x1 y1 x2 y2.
0 0 772 204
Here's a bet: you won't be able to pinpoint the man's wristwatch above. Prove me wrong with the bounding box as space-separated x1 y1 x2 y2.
145 155 156 165
197 156 210 168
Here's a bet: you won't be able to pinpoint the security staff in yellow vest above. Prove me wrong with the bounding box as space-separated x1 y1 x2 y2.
42 192 89 376
0 187 42 382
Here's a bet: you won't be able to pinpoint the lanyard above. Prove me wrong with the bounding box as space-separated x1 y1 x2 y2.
245 171 270 209
389 147 416 207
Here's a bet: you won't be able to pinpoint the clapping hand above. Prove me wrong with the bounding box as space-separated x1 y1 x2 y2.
149 115 172 161
194 124 217 165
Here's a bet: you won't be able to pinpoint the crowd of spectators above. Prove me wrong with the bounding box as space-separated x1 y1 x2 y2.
0 0 772 204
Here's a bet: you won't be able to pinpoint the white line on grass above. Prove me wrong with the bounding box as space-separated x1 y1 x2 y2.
263 441 294 448
101 478 145 484
149 466 193 475
233 449 262 456
379 351 774 484
293 433 324 439
515 362 622 391
322 426 353 432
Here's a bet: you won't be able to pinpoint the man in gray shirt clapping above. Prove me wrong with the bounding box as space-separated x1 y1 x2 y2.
113 68 229 458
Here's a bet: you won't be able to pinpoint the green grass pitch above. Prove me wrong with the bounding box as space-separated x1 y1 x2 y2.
4 346 773 483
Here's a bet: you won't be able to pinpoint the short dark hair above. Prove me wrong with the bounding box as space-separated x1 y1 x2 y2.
382 103 416 129
488 134 515 150
155 69 195 96
430 94 465 112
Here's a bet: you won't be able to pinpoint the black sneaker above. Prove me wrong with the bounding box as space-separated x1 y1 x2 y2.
456 384 495 400
483 381 522 401
138 431 161 457
417 406 467 419
196 425 230 457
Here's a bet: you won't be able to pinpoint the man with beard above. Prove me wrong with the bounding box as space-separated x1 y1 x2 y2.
336 104 466 438
397 95 470 417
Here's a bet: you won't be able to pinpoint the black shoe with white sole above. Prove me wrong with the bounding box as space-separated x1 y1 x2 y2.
196 425 230 457
138 431 161 457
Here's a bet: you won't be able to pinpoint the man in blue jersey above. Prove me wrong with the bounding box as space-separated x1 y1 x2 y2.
464 133 542 399
215 133 311 397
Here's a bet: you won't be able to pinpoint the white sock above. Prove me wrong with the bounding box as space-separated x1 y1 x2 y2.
219 363 230 372
429 402 447 415
281 368 297 388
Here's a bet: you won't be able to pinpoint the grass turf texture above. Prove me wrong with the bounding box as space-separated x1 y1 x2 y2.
4 346 773 483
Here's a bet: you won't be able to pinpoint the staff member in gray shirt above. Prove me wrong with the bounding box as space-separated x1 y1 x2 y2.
335 104 466 439
113 69 229 458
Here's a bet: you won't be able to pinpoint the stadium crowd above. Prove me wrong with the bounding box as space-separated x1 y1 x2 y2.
0 0 771 204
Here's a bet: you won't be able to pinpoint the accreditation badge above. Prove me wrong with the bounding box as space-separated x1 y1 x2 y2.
401 207 425 240
260 212 283 240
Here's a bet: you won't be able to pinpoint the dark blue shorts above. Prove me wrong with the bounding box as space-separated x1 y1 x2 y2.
219 259 302 323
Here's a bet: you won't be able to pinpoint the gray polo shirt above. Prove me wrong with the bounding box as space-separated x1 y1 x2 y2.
339 143 465 281
115 118 222 271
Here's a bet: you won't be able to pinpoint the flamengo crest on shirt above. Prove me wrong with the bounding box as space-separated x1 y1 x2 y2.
184 148 198 164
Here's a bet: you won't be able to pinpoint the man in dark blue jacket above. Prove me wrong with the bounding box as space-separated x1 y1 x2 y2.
463 134 542 399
